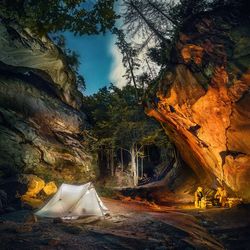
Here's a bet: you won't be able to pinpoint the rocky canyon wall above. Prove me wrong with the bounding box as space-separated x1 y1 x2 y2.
146 7 250 201
0 21 94 183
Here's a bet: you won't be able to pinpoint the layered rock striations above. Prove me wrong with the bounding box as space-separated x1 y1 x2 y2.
0 21 94 183
146 8 250 200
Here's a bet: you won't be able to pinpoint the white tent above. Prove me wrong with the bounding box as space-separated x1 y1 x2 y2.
35 182 108 219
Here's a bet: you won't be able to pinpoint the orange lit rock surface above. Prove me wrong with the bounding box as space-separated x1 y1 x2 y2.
21 195 44 208
24 175 45 197
181 44 204 64
147 11 250 201
20 176 58 207
20 175 45 208
43 181 57 196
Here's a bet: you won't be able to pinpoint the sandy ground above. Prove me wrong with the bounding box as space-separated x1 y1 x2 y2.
0 198 249 250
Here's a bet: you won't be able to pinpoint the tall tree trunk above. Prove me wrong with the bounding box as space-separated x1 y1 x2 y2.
110 148 114 176
136 144 139 181
107 148 110 174
125 52 139 101
141 157 144 177
146 0 178 25
121 148 124 172
129 1 167 43
131 144 138 186
98 146 107 177
145 58 154 79
147 146 150 161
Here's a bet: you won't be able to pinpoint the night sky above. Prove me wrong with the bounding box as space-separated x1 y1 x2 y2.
63 1 125 96
63 31 115 95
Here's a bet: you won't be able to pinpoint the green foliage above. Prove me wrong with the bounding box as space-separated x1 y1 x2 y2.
147 40 172 67
95 185 117 198
113 28 140 99
1 0 118 35
83 84 168 152
121 0 249 71
121 0 176 43
0 1 117 94
76 74 86 92
63 50 86 91
51 34 86 92
169 0 209 24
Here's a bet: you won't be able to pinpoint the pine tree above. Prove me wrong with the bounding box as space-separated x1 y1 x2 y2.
113 28 140 101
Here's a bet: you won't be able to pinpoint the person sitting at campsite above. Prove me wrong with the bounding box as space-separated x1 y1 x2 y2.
214 187 227 207
194 186 204 208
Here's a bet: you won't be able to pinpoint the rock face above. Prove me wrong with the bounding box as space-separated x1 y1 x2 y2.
24 175 45 197
43 181 57 196
0 21 94 184
20 175 58 208
146 8 250 200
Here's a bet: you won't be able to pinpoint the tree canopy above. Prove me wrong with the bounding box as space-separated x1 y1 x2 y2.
1 0 118 35
119 0 249 71
83 84 173 185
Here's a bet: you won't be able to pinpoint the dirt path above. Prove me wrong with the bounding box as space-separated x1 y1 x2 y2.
0 198 249 250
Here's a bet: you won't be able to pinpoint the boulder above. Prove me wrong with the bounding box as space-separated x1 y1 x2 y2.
20 195 44 208
43 181 57 196
0 174 44 209
18 175 47 208
23 175 45 197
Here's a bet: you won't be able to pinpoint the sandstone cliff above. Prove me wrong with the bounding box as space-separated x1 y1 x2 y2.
146 7 250 200
0 21 94 183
